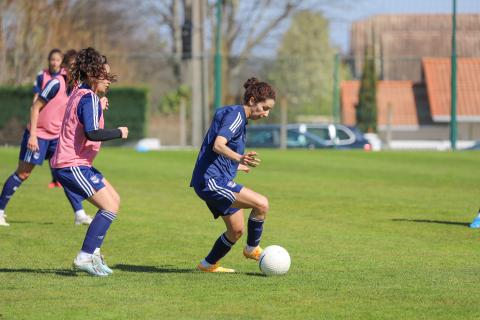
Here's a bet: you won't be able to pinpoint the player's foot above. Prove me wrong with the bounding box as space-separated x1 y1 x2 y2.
243 246 263 261
93 252 113 274
73 255 108 277
48 181 56 189
469 216 480 228
74 214 92 225
196 263 235 273
0 214 9 227
55 181 62 188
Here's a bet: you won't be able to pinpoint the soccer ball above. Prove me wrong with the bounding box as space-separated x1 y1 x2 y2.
259 245 291 276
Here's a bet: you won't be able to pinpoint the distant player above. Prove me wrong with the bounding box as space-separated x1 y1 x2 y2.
33 48 64 189
51 47 128 276
191 77 276 272
33 48 63 103
0 49 93 227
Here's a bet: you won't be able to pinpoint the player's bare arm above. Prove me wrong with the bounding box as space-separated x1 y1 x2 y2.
27 99 47 152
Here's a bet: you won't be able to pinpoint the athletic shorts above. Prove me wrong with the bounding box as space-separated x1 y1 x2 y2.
19 129 58 165
53 166 105 201
193 177 243 219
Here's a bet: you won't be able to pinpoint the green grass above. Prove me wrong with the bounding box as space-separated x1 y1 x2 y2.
1 148 480 319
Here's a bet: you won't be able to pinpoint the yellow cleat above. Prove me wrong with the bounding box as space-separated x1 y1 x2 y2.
243 246 263 261
196 263 235 273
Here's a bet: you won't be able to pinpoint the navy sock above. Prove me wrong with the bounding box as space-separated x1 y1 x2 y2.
0 173 23 210
205 233 235 265
247 217 264 247
81 210 116 254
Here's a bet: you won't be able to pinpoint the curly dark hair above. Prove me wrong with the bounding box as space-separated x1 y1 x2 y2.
68 47 116 89
243 77 276 104
62 49 77 68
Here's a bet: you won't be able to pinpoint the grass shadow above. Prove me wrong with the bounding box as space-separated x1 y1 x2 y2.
113 264 266 277
113 264 195 274
0 268 77 277
392 218 469 227
7 220 54 225
244 272 266 277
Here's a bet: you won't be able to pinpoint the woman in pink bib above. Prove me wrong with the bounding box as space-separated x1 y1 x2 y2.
32 48 66 189
51 47 128 276
0 50 93 227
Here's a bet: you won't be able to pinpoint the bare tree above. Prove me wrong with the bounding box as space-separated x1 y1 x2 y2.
142 0 345 103
0 0 15 83
0 0 151 85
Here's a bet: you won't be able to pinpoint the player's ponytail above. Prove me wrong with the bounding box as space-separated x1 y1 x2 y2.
243 77 276 105
243 77 259 90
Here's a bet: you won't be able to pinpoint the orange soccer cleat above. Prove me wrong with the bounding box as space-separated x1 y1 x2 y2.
243 246 263 261
196 263 235 273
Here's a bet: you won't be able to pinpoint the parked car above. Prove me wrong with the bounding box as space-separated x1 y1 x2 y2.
246 124 371 150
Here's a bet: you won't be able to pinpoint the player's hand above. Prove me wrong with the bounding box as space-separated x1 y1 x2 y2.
100 97 109 110
238 163 250 173
27 135 39 152
240 151 261 167
118 127 129 139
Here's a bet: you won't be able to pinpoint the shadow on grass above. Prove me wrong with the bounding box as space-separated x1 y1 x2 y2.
0 268 77 276
7 220 54 225
113 264 266 277
113 264 195 274
392 218 469 227
244 272 266 277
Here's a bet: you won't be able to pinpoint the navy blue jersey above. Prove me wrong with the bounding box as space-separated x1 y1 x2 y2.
33 70 60 94
38 78 60 103
190 105 247 187
76 89 102 133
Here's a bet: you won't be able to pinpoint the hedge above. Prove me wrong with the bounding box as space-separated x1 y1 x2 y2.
0 86 149 145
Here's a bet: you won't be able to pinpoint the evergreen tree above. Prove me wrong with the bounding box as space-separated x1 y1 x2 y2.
356 50 378 132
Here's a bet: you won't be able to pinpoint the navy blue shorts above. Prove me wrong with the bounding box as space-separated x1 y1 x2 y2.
193 178 243 219
19 129 58 165
53 166 105 201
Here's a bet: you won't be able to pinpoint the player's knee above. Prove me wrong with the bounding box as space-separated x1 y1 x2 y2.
111 201 120 214
256 196 269 215
113 192 121 205
228 227 244 242
16 171 30 181
105 198 120 214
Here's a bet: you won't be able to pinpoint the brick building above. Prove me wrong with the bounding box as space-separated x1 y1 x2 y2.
341 14 480 140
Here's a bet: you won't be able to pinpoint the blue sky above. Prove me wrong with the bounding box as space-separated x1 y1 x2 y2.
326 0 480 52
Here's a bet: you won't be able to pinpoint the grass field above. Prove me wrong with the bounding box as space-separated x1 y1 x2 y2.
1 147 480 319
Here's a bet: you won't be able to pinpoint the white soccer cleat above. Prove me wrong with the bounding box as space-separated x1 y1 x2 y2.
93 252 113 275
0 214 9 227
74 214 92 225
73 255 109 277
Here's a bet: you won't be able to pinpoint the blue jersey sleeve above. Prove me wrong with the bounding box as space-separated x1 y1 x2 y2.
33 72 44 94
77 93 102 132
217 110 244 141
38 78 60 103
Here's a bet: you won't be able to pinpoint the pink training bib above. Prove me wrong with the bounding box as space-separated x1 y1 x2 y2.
51 88 104 168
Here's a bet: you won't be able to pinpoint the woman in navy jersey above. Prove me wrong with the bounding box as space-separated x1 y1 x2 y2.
191 77 276 273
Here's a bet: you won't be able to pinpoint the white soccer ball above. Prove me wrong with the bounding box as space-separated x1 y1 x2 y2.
259 245 291 276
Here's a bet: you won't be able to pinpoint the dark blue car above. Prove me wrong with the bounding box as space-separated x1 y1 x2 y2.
246 124 371 150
